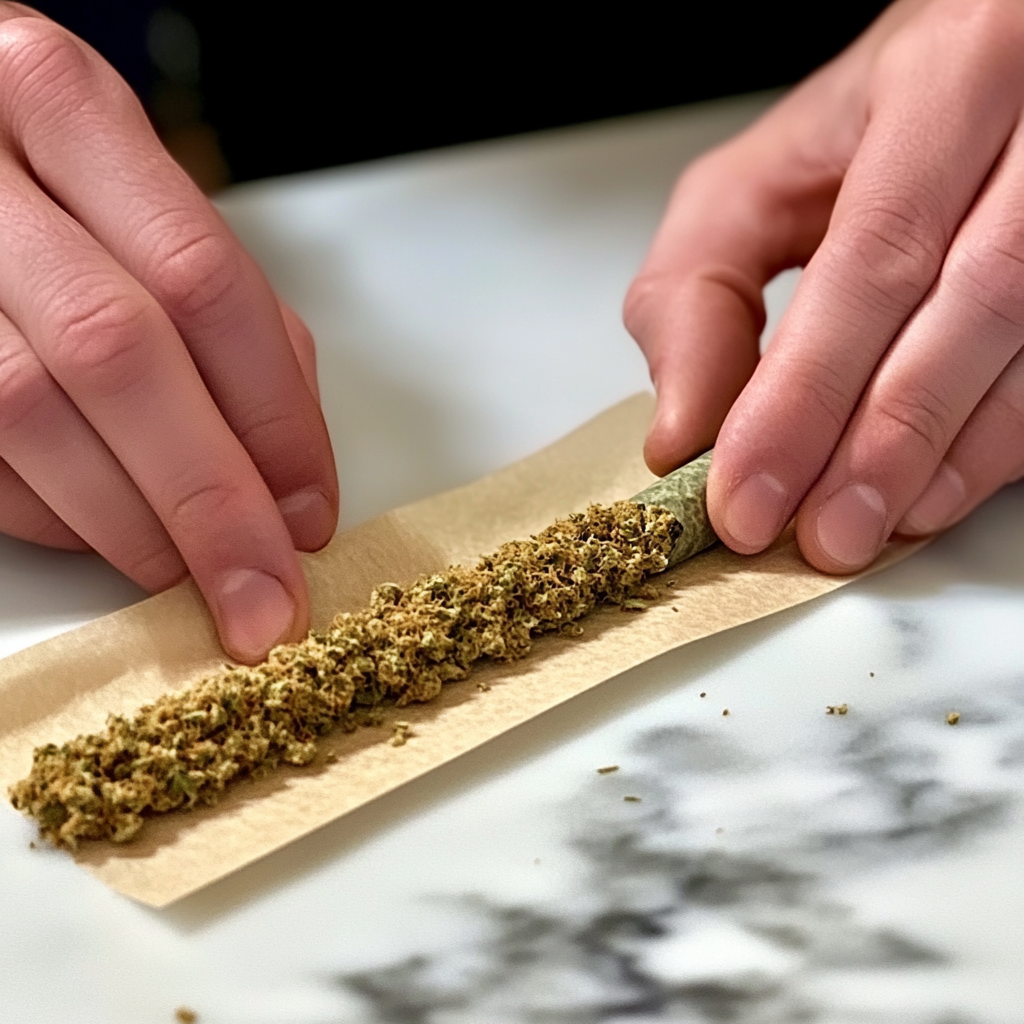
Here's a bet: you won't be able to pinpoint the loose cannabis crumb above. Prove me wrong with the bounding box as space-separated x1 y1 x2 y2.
12 501 681 849
947 711 961 726
623 795 642 803
596 765 619 774
391 721 413 747
699 692 706 698
671 606 679 613
826 704 849 716
475 681 491 692
175 1009 198 1024
869 672 875 677
722 708 730 716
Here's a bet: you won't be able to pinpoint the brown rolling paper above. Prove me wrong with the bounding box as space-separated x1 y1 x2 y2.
0 394 925 906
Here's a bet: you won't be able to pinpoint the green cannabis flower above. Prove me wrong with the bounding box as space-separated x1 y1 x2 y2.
11 501 682 849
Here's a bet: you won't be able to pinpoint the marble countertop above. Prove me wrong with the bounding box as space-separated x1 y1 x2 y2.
3 92 1023 1024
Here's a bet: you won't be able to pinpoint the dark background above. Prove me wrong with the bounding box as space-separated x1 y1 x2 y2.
32 1 891 191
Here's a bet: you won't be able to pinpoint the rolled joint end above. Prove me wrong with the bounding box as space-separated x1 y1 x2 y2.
630 449 718 569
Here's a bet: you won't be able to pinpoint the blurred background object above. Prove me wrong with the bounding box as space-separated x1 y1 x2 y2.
32 0 229 192
32 1 889 192
145 5 231 193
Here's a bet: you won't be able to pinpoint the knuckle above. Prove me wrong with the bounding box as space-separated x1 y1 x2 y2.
0 344 50 434
833 194 947 312
167 478 245 536
0 17 92 126
872 384 954 458
988 386 1024 440
236 404 306 452
0 16 80 72
120 540 186 592
937 0 1024 47
948 235 1024 328
881 0 1024 75
149 229 240 324
48 291 150 394
782 353 854 436
234 403 335 494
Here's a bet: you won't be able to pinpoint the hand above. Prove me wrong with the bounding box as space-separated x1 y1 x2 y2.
0 5 338 661
626 0 1024 572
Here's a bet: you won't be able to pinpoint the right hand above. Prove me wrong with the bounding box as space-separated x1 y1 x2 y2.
0 5 339 662
626 0 1024 574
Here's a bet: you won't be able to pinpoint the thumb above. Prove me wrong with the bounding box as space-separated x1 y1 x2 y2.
625 70 859 476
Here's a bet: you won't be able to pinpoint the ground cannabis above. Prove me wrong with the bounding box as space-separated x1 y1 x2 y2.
946 711 961 726
631 450 715 566
826 704 849 716
11 500 681 849
596 765 619 774
391 721 413 747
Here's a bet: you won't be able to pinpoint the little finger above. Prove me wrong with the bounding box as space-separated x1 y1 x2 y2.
898 346 1024 535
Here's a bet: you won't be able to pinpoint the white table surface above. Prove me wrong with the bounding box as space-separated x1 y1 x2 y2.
4 92 1024 1024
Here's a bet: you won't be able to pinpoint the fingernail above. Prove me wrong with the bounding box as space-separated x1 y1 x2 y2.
815 483 888 569
721 472 789 551
277 487 334 550
897 463 966 535
217 569 296 663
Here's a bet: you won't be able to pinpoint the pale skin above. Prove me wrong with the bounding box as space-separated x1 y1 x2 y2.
0 4 338 663
4 0 1021 665
627 0 1024 572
